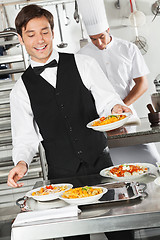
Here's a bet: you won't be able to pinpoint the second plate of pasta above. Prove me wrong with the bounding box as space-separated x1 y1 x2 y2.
59 186 107 205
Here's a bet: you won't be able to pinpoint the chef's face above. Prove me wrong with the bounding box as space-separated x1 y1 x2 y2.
90 30 111 50
18 16 54 63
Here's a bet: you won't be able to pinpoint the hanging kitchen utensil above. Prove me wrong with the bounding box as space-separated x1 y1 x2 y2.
115 0 120 9
134 36 148 55
129 0 148 55
74 0 80 23
0 5 18 50
154 74 160 93
79 16 88 48
129 0 146 27
55 4 68 48
152 0 160 22
62 3 70 26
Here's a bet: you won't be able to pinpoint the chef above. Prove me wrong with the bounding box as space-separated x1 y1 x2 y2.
77 0 160 165
7 4 134 240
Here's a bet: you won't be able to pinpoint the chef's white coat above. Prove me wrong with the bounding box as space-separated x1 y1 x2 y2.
78 36 160 164
10 49 123 167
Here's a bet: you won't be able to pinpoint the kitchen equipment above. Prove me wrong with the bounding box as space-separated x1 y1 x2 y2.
151 93 160 112
134 36 148 55
129 11 146 27
148 111 160 126
129 0 148 55
152 0 160 22
129 0 146 27
115 0 120 9
147 103 160 126
62 3 70 26
0 4 18 50
79 17 88 48
153 74 160 92
16 181 147 212
147 103 155 113
55 4 68 48
73 0 80 23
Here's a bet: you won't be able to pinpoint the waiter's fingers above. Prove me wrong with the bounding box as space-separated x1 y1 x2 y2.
121 105 132 113
7 168 24 188
112 104 132 114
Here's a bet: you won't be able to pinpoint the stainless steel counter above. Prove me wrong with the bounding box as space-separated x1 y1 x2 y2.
12 166 160 240
107 117 160 148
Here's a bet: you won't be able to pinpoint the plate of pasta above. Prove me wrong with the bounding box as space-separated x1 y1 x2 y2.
100 163 149 181
59 186 107 205
87 113 131 132
26 183 73 201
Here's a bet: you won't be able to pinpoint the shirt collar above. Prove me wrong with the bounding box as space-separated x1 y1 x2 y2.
30 49 59 68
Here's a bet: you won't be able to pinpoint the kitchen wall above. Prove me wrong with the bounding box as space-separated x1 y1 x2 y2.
0 0 160 151
1 0 159 117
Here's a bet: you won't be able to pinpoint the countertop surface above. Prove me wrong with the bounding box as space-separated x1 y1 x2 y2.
107 117 160 147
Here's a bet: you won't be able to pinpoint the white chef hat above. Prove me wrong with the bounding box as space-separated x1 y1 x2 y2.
77 0 109 36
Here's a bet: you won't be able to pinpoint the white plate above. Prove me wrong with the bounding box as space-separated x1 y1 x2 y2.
154 177 160 186
100 163 150 181
87 113 131 132
26 183 73 202
59 187 107 205
156 162 160 172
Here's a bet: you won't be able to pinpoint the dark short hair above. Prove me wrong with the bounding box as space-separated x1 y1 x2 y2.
15 4 54 37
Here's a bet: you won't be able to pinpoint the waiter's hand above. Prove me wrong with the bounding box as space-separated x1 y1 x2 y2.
7 161 28 188
111 104 132 114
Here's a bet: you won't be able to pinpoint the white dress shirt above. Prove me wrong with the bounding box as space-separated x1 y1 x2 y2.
10 49 123 166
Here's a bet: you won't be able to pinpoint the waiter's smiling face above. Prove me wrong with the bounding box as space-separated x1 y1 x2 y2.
90 30 111 50
18 16 54 63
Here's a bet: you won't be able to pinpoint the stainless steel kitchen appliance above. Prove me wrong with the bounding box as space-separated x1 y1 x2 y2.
151 74 160 112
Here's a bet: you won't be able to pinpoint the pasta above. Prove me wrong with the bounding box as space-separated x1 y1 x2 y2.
92 115 126 126
32 185 69 196
61 186 103 199
105 164 148 178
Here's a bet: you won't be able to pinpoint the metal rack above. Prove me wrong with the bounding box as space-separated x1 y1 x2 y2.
0 31 43 216
0 28 28 76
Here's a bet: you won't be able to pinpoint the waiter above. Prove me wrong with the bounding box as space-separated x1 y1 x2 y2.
7 4 133 240
77 0 160 165
7 5 131 189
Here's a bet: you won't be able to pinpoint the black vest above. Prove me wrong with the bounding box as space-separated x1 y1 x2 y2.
22 53 107 179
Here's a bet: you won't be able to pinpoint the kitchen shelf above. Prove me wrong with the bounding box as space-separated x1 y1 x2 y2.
0 29 28 76
0 54 24 64
0 79 15 91
0 30 43 210
0 67 26 75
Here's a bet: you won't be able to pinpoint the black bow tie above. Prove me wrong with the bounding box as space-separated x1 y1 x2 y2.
33 59 58 75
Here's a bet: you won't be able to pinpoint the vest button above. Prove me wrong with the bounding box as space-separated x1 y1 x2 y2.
56 92 60 96
61 104 64 108
77 150 82 155
69 127 72 132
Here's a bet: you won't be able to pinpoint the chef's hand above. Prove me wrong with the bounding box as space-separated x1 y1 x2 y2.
7 161 28 188
111 104 132 114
